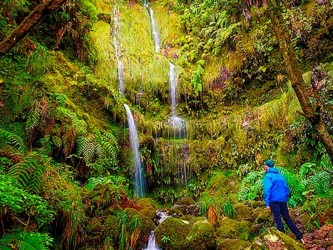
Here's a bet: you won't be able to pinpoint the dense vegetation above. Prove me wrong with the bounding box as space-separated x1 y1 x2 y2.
0 0 333 249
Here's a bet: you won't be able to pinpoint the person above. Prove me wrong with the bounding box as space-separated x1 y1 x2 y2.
263 160 305 243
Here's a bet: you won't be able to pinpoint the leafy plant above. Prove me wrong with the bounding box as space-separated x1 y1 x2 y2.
191 60 204 97
222 200 236 218
0 128 27 152
161 235 171 243
0 230 53 250
76 129 119 167
0 174 55 228
238 171 264 201
8 152 48 194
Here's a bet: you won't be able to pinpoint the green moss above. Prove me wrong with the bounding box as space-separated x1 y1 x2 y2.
104 215 120 241
155 217 190 249
216 238 251 250
87 217 102 233
217 217 251 241
185 219 216 250
233 203 251 220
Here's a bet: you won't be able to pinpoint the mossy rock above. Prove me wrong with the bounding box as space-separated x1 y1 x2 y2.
185 219 216 250
175 197 196 206
154 217 190 250
207 171 239 194
123 208 155 249
252 227 305 250
136 197 158 219
86 217 102 233
256 208 272 223
103 215 120 242
233 203 252 220
217 217 251 241
216 238 251 250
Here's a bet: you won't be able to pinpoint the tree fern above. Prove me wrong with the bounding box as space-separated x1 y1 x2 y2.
0 230 53 250
0 128 27 152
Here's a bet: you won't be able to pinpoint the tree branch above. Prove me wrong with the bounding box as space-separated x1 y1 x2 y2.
0 0 66 57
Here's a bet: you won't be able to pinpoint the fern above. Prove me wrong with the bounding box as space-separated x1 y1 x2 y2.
238 171 264 201
0 128 27 152
0 230 53 250
8 152 47 194
309 171 332 195
76 130 119 165
57 107 87 135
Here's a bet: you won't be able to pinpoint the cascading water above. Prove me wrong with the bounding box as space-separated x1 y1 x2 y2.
169 62 186 138
124 104 146 198
113 6 125 92
145 1 160 53
144 211 168 250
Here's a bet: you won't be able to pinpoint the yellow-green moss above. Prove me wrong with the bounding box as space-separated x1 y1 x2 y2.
185 219 216 250
216 238 251 250
217 217 251 241
155 217 190 249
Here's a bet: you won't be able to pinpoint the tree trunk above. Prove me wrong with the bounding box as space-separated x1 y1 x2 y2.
0 0 66 57
267 1 333 162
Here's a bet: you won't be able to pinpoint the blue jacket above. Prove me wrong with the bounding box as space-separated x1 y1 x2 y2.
264 167 290 206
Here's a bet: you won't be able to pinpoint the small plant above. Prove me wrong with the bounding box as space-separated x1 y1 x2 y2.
222 200 236 219
161 235 171 244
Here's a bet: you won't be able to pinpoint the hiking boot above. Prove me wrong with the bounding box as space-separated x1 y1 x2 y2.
297 238 305 244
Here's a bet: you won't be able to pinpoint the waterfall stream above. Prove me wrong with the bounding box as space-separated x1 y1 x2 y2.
124 104 146 197
145 1 160 53
113 6 125 92
169 62 186 138
144 211 168 250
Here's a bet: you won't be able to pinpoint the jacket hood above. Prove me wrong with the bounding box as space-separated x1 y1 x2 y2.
266 167 279 174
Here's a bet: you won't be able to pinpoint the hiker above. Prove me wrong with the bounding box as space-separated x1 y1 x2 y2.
263 160 305 243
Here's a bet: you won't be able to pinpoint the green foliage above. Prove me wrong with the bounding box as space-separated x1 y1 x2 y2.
85 175 127 191
0 230 53 250
8 152 48 194
0 128 27 152
27 45 55 75
191 61 204 97
238 171 264 201
239 162 333 207
176 0 240 62
76 129 119 168
57 107 87 135
222 200 236 218
0 174 55 228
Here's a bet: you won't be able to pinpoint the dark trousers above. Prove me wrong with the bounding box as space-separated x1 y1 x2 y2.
270 202 303 240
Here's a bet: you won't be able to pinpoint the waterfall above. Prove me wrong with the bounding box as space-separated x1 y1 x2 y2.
169 62 177 114
169 63 186 138
124 104 146 197
113 7 125 92
146 4 160 53
144 211 168 250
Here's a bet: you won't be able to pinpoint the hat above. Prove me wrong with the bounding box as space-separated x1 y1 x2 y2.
264 160 274 168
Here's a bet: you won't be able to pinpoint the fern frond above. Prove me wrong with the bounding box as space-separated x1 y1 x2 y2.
103 132 119 150
309 171 332 195
8 153 46 194
0 128 27 152
299 162 316 177
0 230 53 250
